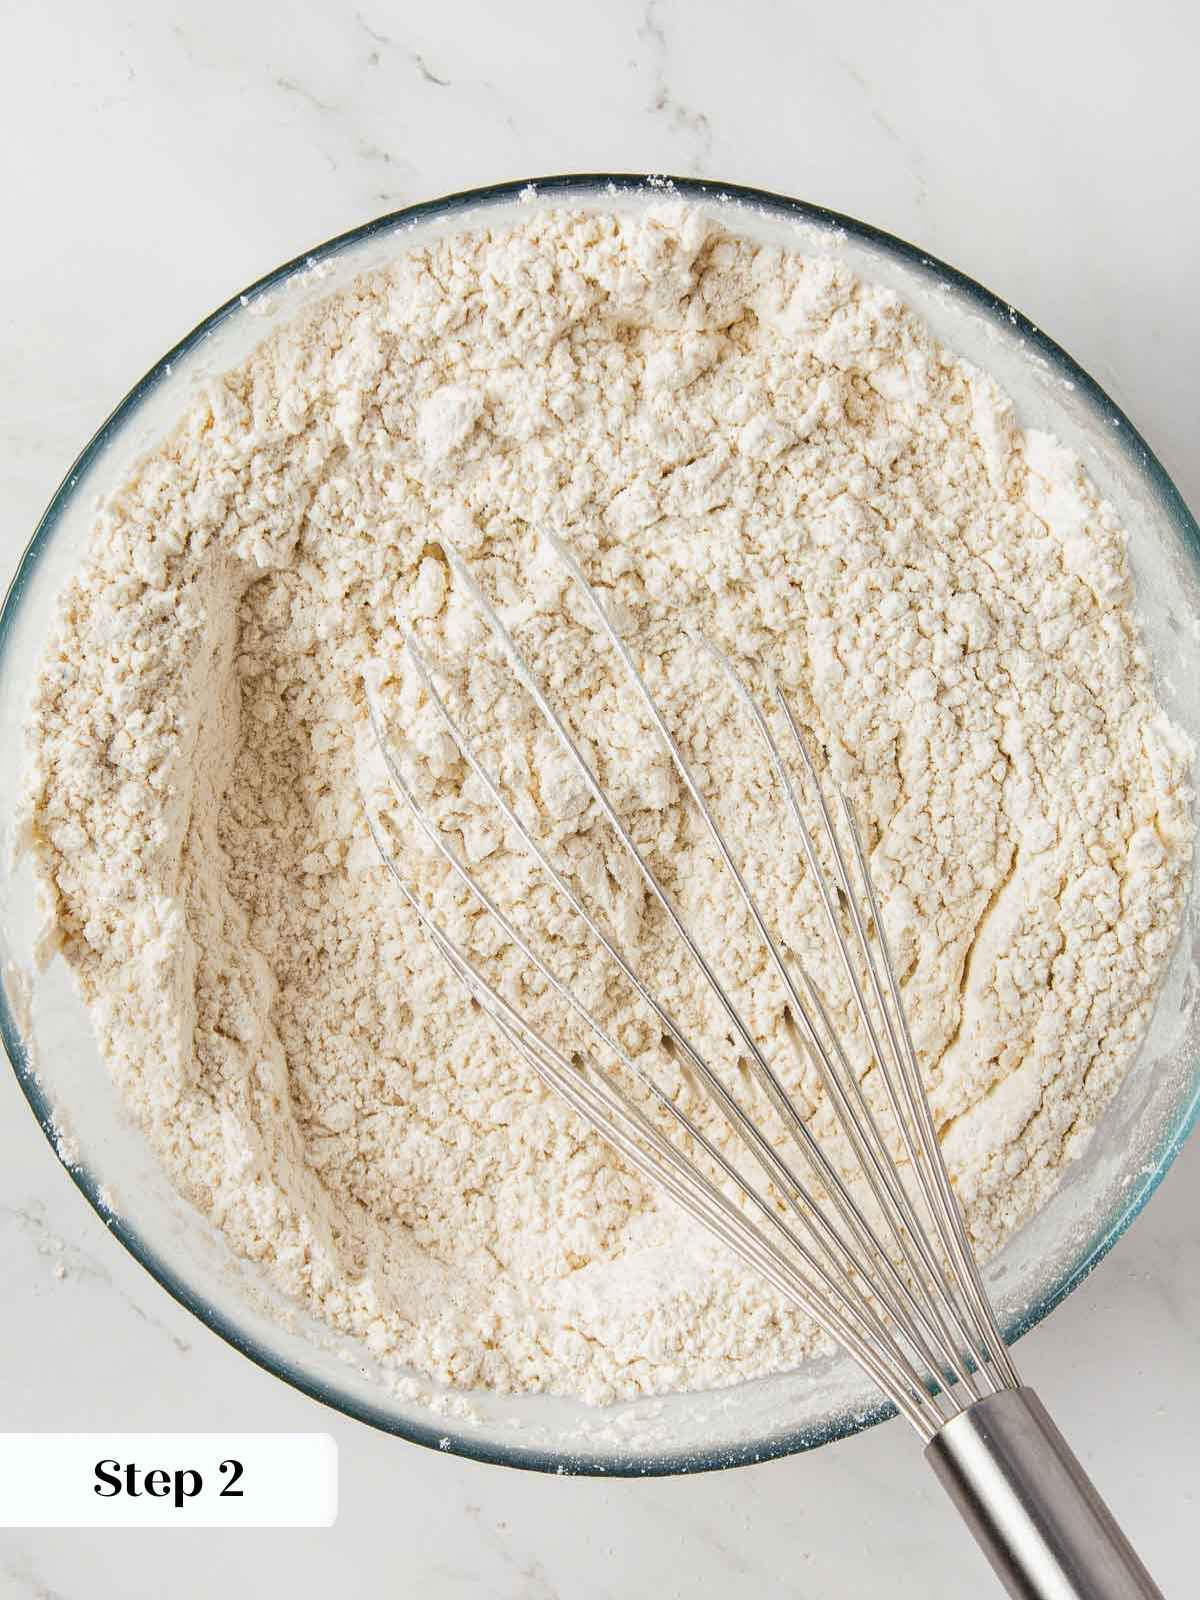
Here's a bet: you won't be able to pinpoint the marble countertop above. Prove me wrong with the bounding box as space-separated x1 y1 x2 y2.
3 1 1198 1594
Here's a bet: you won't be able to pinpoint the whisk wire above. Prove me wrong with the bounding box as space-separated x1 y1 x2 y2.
365 536 1020 1434
367 688 956 1427
833 785 1021 1392
394 624 971 1411
739 673 1011 1395
360 539 1167 1600
769 689 1016 1391
547 533 995 1402
451 546 1005 1408
363 807 942 1435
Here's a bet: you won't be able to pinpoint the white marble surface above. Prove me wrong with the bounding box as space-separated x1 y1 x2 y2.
2 1 1198 1594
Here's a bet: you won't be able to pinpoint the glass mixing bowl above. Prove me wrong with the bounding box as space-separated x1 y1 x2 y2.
3 175 1198 1475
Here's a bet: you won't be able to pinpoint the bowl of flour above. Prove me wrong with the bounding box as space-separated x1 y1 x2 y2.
4 176 1199 1473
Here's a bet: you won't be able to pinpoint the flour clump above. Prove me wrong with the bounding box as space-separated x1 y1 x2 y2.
24 204 1193 1404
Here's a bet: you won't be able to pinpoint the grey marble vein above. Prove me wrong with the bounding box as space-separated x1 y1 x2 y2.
0 1201 193 1356
639 0 713 176
1 1546 71 1600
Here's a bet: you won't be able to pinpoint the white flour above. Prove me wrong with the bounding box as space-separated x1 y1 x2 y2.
24 205 1193 1404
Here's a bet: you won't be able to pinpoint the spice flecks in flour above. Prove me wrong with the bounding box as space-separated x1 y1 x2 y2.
24 206 1193 1403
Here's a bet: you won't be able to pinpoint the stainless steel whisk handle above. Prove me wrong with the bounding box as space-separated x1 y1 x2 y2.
370 548 1169 1596
927 1389 1162 1599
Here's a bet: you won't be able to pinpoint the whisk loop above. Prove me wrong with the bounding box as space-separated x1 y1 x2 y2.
365 534 1016 1438
361 535 1164 1599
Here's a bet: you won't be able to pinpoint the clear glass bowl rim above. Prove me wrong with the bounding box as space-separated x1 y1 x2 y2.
3 172 1199 1476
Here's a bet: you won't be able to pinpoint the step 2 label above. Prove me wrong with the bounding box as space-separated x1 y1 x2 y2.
0 1434 337 1526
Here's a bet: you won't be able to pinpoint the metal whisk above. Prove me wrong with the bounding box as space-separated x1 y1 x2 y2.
364 534 1161 1600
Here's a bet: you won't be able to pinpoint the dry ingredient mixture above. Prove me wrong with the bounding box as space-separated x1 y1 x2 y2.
24 203 1194 1405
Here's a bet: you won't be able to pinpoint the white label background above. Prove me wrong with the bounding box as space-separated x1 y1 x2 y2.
0 1434 338 1527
